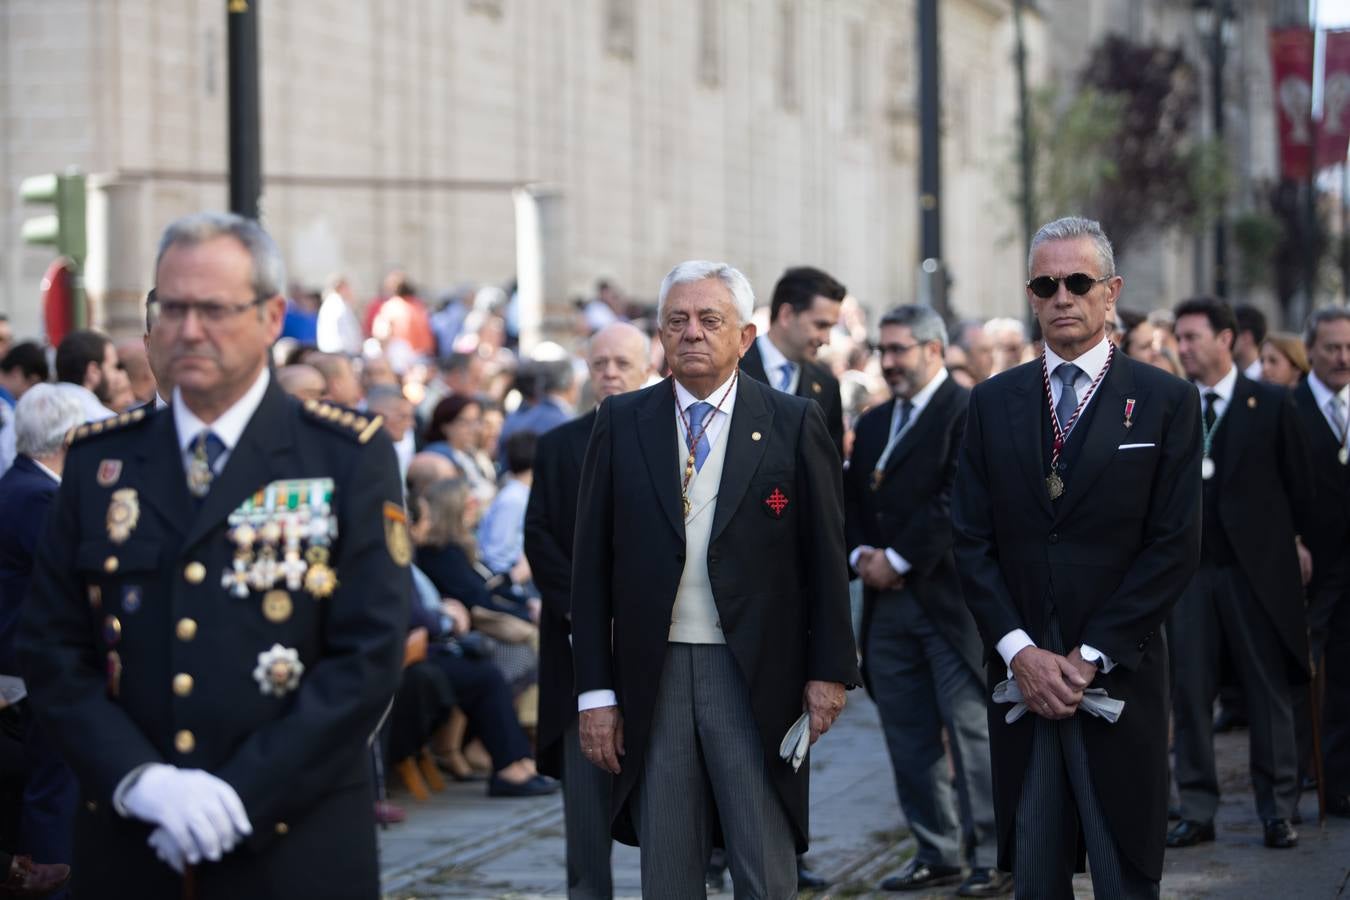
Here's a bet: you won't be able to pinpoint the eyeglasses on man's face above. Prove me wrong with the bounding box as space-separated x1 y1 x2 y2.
149 296 267 326
1026 273 1110 299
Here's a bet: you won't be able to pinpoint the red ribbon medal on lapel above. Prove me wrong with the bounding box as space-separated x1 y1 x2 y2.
764 487 789 518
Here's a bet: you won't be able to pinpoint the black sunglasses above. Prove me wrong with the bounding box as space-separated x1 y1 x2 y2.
1026 273 1110 299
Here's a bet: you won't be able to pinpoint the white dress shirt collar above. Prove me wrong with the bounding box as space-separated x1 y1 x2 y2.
756 334 799 392
1308 370 1349 413
899 366 948 417
30 458 60 484
173 366 271 455
673 371 739 417
1043 335 1112 384
1194 364 1239 406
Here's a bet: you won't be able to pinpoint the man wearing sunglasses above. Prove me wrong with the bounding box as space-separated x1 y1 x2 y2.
953 216 1201 898
20 211 409 899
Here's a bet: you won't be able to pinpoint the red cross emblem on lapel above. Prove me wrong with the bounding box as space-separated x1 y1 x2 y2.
764 488 789 517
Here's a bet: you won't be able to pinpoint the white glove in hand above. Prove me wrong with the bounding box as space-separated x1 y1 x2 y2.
123 764 253 867
778 712 812 772
147 826 187 874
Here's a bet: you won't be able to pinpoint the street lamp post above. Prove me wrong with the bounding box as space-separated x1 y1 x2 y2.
1194 0 1236 298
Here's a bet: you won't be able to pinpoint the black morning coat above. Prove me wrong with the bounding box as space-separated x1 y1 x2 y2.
740 340 846 459
18 380 409 900
1294 378 1350 611
570 374 860 853
952 353 1202 881
1204 374 1314 679
843 376 984 685
523 408 596 777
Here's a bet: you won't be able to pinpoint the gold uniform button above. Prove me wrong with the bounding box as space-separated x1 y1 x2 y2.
104 556 119 573
85 800 97 812
174 730 195 754
173 673 194 697
176 618 198 641
184 562 206 584
275 822 289 835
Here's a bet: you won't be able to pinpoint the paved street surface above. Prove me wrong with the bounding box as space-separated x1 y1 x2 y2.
380 696 1350 899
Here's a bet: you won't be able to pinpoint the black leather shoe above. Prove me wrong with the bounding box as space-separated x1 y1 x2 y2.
796 857 829 890
1328 794 1350 818
486 773 559 797
880 859 963 891
705 861 726 894
1212 706 1247 733
1167 804 1181 821
1165 819 1215 848
957 868 1014 897
1263 818 1298 848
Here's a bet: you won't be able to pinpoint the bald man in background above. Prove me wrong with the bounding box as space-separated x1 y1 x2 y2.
525 322 652 899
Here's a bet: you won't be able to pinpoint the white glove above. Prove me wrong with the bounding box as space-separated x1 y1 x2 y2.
993 678 1126 725
778 712 812 773
121 764 253 866
147 826 187 874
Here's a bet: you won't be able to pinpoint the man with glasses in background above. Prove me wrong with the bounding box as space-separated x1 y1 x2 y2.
20 211 409 899
954 216 1201 899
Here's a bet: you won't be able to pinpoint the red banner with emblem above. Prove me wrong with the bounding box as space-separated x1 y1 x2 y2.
1271 28 1315 179
1318 30 1350 168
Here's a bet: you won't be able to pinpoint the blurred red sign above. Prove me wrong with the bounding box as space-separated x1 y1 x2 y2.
1271 28 1315 179
41 258 75 346
1319 30 1350 168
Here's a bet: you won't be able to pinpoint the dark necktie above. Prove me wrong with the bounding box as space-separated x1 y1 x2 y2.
1203 392 1219 432
188 430 227 498
893 399 914 438
685 402 714 471
1055 364 1081 431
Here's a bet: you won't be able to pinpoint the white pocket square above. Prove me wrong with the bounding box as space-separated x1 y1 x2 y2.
1117 443 1155 450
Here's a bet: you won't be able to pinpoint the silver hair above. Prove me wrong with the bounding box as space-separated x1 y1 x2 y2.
878 305 949 349
1305 306 1350 347
657 261 755 325
15 383 88 458
155 211 287 299
1028 216 1116 278
984 316 1026 342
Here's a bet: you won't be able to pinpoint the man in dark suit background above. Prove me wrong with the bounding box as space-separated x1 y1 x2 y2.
572 260 859 898
845 306 1007 897
1296 307 1350 817
1166 297 1313 851
0 384 88 889
739 266 846 459
524 321 652 899
953 216 1202 898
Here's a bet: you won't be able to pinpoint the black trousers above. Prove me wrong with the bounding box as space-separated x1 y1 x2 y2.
385 661 457 766
427 649 532 768
1309 582 1350 795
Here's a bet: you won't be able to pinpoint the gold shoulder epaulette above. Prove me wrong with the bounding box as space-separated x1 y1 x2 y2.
65 407 151 447
301 399 384 445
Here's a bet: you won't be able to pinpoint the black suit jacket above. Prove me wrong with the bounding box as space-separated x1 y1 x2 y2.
18 383 409 899
571 375 859 852
740 340 845 459
523 409 594 778
952 354 1201 881
844 376 982 681
0 455 59 675
1205 375 1314 677
1293 380 1350 617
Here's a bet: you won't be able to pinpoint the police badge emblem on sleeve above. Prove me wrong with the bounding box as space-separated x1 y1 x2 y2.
383 502 412 567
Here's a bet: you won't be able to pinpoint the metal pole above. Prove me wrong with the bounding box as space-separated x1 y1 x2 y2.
1211 3 1229 298
917 0 947 316
227 0 261 220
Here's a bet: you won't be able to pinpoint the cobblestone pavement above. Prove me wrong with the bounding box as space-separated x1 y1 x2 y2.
380 696 1350 899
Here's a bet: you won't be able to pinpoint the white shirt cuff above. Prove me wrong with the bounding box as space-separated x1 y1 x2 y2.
883 548 912 575
996 629 1036 674
849 546 873 571
577 689 618 711
1079 644 1115 674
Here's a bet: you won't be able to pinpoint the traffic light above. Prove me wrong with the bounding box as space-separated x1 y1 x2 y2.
20 169 86 330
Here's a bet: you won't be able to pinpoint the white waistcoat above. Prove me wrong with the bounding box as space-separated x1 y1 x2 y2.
668 418 731 644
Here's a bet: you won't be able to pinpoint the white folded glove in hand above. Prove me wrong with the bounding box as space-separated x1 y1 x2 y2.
121 764 253 871
993 677 1125 725
779 712 812 772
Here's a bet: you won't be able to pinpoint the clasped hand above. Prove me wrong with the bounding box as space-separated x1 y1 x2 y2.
579 706 625 774
857 549 904 592
123 764 253 873
1010 646 1095 720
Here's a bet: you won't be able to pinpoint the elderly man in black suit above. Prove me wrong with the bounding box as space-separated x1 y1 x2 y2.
1295 307 1350 817
954 216 1202 898
19 212 408 899
525 321 652 899
571 260 858 898
739 266 847 458
845 305 1007 897
1166 297 1314 851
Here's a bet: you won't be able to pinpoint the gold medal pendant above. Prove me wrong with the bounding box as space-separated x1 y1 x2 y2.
682 495 691 519
1046 471 1065 501
106 488 140 544
870 470 884 491
1340 447 1349 465
304 561 338 599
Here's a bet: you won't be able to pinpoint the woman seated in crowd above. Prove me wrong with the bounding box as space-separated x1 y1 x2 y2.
1259 331 1310 388
422 396 498 505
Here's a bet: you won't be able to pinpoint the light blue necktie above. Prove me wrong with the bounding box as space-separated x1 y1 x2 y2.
777 362 795 393
1054 364 1081 432
686 402 714 471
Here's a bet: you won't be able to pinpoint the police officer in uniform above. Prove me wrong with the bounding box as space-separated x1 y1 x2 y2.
18 212 410 899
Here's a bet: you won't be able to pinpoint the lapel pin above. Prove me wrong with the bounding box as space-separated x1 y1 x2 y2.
1247 396 1257 408
97 460 122 487
811 382 822 395
1123 398 1135 430
763 487 790 518
751 431 762 441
